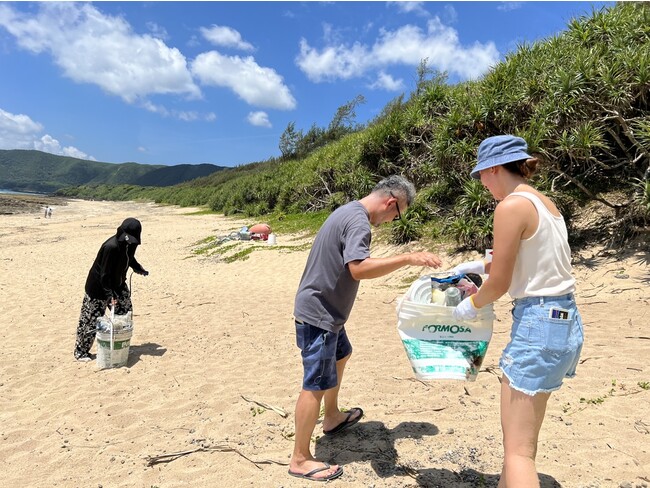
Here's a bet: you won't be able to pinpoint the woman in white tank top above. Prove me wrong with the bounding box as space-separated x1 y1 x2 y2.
452 135 584 488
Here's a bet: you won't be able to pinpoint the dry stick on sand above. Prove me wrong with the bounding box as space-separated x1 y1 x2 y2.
392 375 429 387
241 395 288 418
145 444 288 468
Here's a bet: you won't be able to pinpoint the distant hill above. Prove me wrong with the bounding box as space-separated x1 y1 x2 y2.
0 149 226 193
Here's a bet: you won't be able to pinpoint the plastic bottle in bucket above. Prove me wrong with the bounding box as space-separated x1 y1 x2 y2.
444 287 462 306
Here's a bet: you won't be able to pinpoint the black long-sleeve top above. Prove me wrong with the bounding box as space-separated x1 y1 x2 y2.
84 218 146 300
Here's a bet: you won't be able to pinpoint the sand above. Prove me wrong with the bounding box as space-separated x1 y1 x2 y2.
0 199 648 488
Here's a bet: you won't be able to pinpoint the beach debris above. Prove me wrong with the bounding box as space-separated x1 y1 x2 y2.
635 420 649 434
391 375 429 387
241 395 288 418
610 287 637 294
385 406 447 415
582 283 605 298
480 366 501 379
606 443 639 464
280 428 295 440
144 444 288 468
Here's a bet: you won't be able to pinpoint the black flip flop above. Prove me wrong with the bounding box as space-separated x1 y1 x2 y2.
288 463 343 482
323 407 364 436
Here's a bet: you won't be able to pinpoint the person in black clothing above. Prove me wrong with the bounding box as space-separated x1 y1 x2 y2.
74 217 149 361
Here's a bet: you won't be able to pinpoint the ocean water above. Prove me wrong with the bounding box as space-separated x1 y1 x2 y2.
0 189 47 196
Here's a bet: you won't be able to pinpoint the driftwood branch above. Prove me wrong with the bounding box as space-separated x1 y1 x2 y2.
386 406 447 415
145 444 288 468
392 375 429 387
241 395 288 418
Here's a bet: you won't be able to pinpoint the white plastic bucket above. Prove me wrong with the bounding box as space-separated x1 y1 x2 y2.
267 233 277 245
96 313 133 369
396 276 495 381
97 329 132 369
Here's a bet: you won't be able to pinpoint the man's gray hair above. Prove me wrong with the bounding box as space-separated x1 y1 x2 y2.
372 175 416 206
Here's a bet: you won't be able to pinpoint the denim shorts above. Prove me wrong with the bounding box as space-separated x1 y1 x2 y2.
500 293 584 396
295 321 353 391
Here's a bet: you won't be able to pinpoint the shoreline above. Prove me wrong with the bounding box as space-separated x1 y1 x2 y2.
0 193 69 215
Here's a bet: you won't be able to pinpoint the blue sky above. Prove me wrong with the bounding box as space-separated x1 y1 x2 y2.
0 1 613 167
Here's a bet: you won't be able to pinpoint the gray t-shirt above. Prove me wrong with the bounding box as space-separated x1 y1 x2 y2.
294 201 371 332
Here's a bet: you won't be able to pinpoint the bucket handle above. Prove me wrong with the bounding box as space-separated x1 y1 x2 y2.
110 305 114 354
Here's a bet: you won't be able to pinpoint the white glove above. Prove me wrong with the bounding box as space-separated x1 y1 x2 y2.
452 260 486 276
453 296 478 321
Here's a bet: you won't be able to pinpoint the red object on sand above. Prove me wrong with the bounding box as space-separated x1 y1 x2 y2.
249 223 271 235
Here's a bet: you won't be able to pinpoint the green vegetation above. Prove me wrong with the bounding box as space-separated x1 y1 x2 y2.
192 232 312 263
57 4 649 249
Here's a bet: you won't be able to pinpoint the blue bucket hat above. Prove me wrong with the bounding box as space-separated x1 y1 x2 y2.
470 135 531 179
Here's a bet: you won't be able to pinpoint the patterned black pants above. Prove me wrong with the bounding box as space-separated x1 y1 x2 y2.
74 285 132 359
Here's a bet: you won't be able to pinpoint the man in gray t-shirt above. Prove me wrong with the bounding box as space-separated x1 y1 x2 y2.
293 199 370 333
288 175 443 482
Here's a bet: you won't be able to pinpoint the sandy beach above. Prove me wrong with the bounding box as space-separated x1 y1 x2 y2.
0 199 648 488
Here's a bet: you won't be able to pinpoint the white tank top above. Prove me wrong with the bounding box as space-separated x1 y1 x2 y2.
507 192 576 299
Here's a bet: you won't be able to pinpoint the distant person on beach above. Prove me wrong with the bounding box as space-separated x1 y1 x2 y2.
451 135 584 487
47 207 52 218
74 217 149 361
44 206 49 218
289 175 443 482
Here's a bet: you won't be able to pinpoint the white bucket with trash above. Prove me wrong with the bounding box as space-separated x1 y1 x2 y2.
96 308 133 369
396 274 495 381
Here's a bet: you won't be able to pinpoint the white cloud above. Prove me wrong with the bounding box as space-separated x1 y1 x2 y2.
146 21 169 40
443 5 458 24
247 111 272 128
369 71 405 91
0 108 94 159
60 142 94 160
497 2 523 12
389 1 430 17
192 51 297 110
140 101 215 122
141 101 170 116
0 108 43 148
34 134 95 160
296 17 499 82
296 39 368 82
0 3 201 104
200 25 254 51
177 111 201 122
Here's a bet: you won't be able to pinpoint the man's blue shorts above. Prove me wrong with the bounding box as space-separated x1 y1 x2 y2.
500 293 584 396
295 321 353 391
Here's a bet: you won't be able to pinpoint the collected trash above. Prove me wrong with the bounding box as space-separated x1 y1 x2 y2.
216 224 273 244
249 223 271 240
397 273 494 381
407 273 482 305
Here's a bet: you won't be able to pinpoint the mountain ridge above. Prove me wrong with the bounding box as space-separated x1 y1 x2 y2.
0 149 227 193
